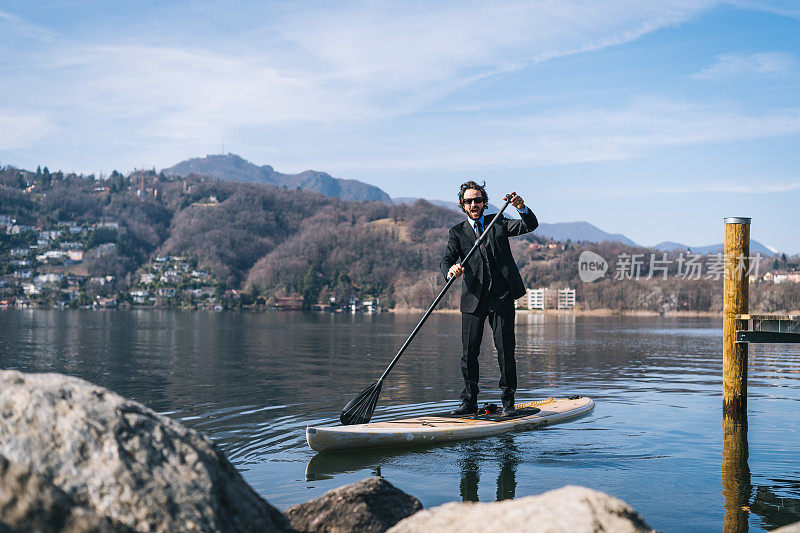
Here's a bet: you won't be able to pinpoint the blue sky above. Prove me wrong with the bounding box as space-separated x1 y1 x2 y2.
1 1 798 253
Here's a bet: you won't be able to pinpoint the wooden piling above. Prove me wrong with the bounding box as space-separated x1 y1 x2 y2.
723 217 750 414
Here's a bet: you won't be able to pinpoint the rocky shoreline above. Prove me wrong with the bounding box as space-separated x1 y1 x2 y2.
0 369 797 532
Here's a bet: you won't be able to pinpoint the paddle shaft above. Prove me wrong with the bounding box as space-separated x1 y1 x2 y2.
378 196 514 382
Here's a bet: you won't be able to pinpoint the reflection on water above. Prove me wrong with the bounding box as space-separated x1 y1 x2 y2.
721 411 800 531
495 436 520 501
306 434 523 503
1 309 800 532
722 413 750 533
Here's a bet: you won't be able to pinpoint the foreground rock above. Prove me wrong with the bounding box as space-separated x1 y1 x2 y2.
0 454 130 532
0 370 290 532
286 477 422 532
388 485 655 533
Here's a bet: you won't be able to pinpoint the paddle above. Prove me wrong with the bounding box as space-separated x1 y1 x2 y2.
340 194 515 425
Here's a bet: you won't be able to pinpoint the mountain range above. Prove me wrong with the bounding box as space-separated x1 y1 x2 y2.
653 240 778 257
163 155 780 256
161 153 391 203
390 198 779 256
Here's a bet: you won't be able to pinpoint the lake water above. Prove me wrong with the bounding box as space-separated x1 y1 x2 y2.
1 309 799 532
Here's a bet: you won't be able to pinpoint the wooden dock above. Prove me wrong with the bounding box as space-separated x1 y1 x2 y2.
734 314 800 344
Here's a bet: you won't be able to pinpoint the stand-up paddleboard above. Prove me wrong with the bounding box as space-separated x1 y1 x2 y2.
307 396 594 452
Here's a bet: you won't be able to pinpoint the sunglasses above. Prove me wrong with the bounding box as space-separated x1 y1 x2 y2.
463 197 484 205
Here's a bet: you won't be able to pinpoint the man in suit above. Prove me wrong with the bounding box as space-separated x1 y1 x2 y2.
440 181 538 417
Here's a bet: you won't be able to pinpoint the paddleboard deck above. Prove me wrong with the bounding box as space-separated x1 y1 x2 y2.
307 396 594 452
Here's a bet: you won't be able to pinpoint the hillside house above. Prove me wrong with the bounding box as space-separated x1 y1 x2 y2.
23 284 41 296
275 296 303 310
38 230 62 241
34 273 63 285
66 250 84 262
7 225 35 235
130 290 149 304
96 243 117 255
36 250 65 263
188 287 216 298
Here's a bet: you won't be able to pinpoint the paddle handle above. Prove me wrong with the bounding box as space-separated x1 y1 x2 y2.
378 196 514 382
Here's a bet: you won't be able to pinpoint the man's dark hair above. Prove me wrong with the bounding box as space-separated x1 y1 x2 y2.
458 180 489 214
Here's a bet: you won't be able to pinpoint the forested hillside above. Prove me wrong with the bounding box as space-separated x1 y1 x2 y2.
2 165 798 312
0 166 468 307
156 178 465 306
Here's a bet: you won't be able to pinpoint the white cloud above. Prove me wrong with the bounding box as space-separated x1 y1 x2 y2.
727 0 800 19
314 99 800 170
48 45 360 137
0 10 56 41
693 52 797 79
4 0 799 175
6 0 723 144
277 0 718 107
0 109 55 149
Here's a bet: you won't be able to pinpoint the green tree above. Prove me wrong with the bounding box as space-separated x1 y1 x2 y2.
302 264 322 310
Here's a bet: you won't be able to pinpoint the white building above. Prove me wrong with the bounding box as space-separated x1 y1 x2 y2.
23 284 41 295
34 273 64 285
66 250 84 262
130 290 149 304
770 272 800 284
36 250 65 262
8 225 35 235
557 288 576 310
38 230 62 241
517 288 546 310
517 287 576 310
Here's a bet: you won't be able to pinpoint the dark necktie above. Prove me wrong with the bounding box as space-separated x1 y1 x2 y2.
475 220 493 293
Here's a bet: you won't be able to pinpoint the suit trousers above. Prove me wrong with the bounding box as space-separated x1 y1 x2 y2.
460 292 517 407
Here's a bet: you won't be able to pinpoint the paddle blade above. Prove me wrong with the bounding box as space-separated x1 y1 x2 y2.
340 380 383 426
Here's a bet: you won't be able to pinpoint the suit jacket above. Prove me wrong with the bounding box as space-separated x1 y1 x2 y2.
440 208 538 313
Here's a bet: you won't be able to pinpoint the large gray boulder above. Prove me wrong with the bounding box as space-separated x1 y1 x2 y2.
0 370 290 532
388 485 654 533
286 477 422 532
0 454 130 532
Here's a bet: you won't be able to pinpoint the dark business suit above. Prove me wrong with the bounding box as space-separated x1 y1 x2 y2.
440 208 538 407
